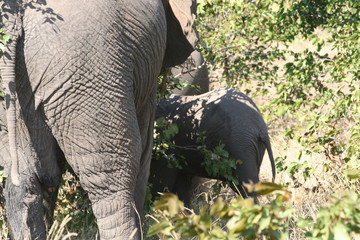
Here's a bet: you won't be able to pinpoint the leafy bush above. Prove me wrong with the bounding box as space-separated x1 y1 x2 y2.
0 29 9 98
0 29 9 54
147 187 360 240
147 184 292 240
298 191 360 240
196 0 359 163
53 171 98 237
196 133 241 188
153 117 182 169
153 117 243 192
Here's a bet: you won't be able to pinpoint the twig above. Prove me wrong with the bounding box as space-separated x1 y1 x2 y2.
173 61 207 79
132 202 143 240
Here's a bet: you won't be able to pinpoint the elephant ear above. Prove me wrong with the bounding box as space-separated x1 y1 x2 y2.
162 0 198 68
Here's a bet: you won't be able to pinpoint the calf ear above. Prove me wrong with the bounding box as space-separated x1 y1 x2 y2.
162 0 198 68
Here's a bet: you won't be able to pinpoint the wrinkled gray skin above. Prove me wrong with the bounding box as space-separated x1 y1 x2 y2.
149 88 276 205
170 0 208 96
0 0 197 239
0 99 9 167
171 50 209 95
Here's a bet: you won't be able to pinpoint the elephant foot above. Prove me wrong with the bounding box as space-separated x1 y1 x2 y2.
92 196 140 240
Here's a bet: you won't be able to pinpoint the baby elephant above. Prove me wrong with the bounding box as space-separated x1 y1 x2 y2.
149 88 276 205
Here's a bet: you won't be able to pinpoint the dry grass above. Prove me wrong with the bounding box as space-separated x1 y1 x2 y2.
47 216 78 240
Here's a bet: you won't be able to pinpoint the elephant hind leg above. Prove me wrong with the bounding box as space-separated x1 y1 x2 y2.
72 150 142 240
134 97 156 215
23 113 65 231
62 135 142 239
5 172 47 240
57 101 144 239
5 162 63 240
4 113 64 239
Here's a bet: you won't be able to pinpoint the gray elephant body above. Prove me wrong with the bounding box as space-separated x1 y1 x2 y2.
0 0 196 239
150 88 276 205
171 50 209 95
0 99 9 167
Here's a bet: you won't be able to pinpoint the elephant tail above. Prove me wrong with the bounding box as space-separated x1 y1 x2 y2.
262 136 276 182
1 42 20 186
1 1 25 187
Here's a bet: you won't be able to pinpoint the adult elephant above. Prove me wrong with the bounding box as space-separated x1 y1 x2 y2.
150 88 276 206
0 0 197 239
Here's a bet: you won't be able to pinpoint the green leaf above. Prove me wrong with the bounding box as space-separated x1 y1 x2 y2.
333 222 351 240
153 193 184 217
210 197 228 219
258 214 271 232
343 169 360 180
276 106 287 118
146 221 171 237
209 228 224 239
244 182 286 196
227 218 246 235
2 34 10 42
297 217 313 229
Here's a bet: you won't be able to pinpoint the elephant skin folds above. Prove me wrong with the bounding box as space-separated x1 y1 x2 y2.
0 0 200 239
